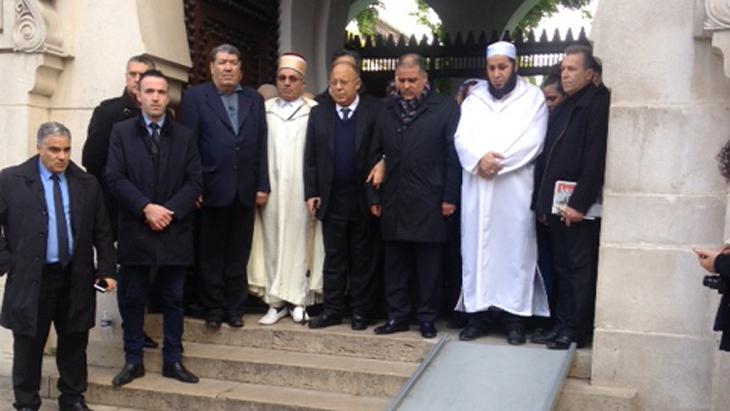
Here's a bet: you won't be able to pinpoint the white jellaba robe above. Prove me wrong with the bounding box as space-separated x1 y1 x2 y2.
455 78 550 317
247 96 324 306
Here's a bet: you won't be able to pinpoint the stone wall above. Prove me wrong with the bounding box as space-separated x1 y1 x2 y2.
591 0 730 409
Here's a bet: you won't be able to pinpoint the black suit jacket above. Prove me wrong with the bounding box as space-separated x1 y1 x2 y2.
106 116 202 266
304 94 382 220
0 157 115 336
82 90 139 237
179 82 269 208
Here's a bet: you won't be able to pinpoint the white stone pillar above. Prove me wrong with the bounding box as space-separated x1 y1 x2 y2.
591 0 730 409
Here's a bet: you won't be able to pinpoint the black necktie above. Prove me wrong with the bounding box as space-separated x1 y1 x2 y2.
51 174 70 265
150 122 161 154
341 107 351 121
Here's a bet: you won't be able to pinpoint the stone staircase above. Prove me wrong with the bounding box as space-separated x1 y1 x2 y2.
0 313 639 410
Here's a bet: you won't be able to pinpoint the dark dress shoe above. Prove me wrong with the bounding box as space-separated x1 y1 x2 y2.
373 319 409 335
18 408 37 411
507 326 527 345
308 312 342 329
351 314 368 331
59 400 92 411
162 362 199 383
225 315 244 328
546 334 578 350
143 333 159 349
112 363 145 386
459 324 486 341
530 327 561 344
419 322 437 339
205 317 222 330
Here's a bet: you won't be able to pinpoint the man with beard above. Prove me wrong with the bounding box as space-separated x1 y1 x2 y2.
531 45 609 349
454 41 550 344
369 53 461 339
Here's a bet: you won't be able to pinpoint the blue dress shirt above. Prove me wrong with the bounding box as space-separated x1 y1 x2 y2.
142 113 166 136
219 85 243 130
38 159 74 263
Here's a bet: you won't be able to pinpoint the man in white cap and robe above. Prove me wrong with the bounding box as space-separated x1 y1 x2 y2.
454 41 550 344
248 52 324 324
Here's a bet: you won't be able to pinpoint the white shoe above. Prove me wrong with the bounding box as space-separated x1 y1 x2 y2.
258 306 288 325
291 306 307 323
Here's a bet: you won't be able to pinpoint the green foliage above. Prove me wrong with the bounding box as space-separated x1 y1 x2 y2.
517 0 592 31
409 0 444 39
354 1 384 38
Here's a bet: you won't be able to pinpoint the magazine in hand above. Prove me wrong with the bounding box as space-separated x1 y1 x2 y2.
552 180 602 220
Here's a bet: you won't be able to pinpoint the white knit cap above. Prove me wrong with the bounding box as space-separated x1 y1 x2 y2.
486 41 517 59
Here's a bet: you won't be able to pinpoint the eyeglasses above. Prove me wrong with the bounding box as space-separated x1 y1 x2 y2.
277 75 302 83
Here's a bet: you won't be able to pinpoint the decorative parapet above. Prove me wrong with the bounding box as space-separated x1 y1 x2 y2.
698 0 730 78
11 0 64 55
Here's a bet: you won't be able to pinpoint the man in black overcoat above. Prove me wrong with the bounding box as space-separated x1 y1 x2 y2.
304 60 382 330
106 70 202 386
531 45 610 349
0 121 116 411
369 53 461 339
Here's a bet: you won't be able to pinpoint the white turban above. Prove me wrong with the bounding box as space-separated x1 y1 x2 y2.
486 41 517 59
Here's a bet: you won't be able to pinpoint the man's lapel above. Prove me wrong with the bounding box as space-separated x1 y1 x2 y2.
236 91 253 135
204 84 235 134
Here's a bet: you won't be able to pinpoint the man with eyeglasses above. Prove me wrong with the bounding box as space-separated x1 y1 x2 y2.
248 53 324 325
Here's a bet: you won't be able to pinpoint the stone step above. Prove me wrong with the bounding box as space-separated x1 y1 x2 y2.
49 365 389 411
568 346 592 379
555 378 638 411
87 340 416 397
143 314 435 363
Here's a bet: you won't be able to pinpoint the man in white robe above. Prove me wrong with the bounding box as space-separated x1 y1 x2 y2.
247 53 324 324
455 41 550 344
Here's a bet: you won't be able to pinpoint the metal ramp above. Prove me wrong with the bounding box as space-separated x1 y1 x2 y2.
389 337 576 411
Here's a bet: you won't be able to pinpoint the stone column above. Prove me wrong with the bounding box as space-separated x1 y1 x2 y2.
591 0 730 410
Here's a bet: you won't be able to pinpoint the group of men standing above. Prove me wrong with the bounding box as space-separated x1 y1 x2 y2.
0 38 608 410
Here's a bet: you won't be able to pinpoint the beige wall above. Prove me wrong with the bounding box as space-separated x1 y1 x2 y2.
592 0 730 409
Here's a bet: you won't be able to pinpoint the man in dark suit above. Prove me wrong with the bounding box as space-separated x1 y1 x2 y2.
179 43 270 329
369 53 462 339
531 45 609 349
0 121 116 411
106 70 202 386
82 54 159 350
304 60 381 330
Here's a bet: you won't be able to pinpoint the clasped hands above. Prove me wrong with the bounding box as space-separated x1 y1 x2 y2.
143 203 174 232
478 151 504 180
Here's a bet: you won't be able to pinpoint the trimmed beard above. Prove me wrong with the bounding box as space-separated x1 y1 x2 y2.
488 68 518 100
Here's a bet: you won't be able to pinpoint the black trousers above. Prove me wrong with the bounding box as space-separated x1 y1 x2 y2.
321 190 378 317
13 264 88 410
548 216 601 340
118 265 185 365
383 241 442 323
197 203 254 320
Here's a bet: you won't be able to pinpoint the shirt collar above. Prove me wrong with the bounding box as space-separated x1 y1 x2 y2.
278 96 303 108
336 93 360 114
142 112 166 129
38 158 64 180
218 84 244 96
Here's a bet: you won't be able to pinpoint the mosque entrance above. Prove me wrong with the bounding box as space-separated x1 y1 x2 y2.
345 28 591 97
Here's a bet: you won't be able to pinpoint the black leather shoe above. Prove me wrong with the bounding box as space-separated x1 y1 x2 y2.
112 363 145 386
162 362 199 383
18 408 37 411
546 334 578 350
373 319 409 335
225 315 244 328
507 326 526 345
419 322 437 339
143 333 159 349
351 314 368 331
205 317 222 330
459 325 482 341
530 327 561 344
59 400 92 411
308 312 342 329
